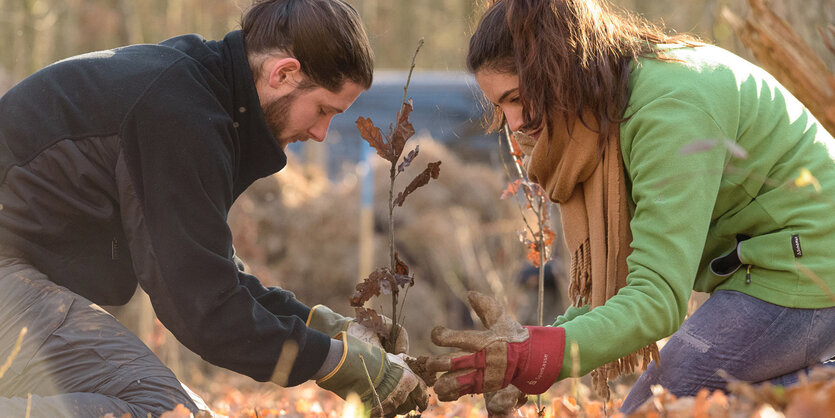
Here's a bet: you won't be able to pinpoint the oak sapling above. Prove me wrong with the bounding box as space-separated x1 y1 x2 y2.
350 39 441 353
403 115 562 404
499 125 556 416
499 126 555 327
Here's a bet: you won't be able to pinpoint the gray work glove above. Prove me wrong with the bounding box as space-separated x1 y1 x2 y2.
307 305 409 354
317 332 428 416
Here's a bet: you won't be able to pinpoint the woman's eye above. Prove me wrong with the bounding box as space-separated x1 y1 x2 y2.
509 96 520 103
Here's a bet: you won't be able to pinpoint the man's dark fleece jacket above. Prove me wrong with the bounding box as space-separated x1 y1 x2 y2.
0 31 331 385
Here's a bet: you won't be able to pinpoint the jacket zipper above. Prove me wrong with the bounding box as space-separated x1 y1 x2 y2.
111 238 120 260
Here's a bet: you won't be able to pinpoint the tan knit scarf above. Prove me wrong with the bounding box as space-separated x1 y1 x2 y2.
515 113 660 398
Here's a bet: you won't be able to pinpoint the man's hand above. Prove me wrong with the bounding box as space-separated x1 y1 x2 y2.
307 305 409 354
426 291 566 401
317 332 428 416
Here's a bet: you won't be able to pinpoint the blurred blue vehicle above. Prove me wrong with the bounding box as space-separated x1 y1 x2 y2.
288 71 499 176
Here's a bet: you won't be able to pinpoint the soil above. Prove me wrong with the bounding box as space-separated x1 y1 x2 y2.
405 355 438 387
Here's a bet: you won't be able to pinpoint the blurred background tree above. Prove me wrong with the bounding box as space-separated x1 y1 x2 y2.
1 0 832 86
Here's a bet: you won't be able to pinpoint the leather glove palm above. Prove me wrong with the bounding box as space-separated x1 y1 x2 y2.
317 332 428 416
485 384 528 416
307 305 409 354
427 291 566 401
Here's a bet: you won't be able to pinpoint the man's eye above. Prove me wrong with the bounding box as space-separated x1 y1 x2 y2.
319 108 327 116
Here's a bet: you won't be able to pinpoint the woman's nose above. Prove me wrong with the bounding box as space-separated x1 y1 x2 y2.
505 110 523 132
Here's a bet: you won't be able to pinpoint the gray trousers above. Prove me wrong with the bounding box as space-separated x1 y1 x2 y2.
0 258 207 417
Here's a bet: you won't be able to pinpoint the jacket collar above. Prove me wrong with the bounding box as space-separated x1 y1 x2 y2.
214 30 287 197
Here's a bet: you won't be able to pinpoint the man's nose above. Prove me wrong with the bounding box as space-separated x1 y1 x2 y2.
308 116 333 142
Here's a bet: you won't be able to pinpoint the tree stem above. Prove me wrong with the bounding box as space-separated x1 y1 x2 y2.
387 38 424 350
388 162 397 349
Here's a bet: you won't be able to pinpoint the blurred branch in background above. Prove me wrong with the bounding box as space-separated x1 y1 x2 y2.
2 0 831 91
618 0 834 71
721 0 835 134
0 0 247 84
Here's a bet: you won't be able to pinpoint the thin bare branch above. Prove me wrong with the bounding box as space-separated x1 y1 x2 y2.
387 38 426 350
359 355 384 417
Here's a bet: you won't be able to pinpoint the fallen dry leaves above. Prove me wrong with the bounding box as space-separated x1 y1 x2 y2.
157 365 835 418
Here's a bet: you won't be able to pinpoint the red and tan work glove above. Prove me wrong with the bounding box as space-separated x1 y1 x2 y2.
307 304 409 354
427 292 566 403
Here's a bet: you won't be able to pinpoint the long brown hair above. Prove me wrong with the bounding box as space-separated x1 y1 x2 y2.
468 0 699 142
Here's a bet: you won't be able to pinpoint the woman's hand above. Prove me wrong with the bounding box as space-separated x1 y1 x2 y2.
425 291 566 400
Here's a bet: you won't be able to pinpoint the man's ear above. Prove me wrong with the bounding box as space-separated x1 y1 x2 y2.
266 57 302 90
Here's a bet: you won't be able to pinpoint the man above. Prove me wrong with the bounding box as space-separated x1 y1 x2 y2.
0 0 427 416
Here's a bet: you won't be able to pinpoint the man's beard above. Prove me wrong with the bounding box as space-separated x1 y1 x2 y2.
263 90 300 147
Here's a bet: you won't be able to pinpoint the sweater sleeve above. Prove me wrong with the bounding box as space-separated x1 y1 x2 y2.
229 252 311 318
557 98 730 379
115 64 329 385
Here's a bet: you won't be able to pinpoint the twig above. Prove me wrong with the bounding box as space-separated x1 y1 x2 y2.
397 38 425 124
498 127 538 239
396 284 412 339
501 126 548 231
0 327 27 380
500 125 552 412
535 196 546 327
388 166 397 347
501 126 527 179
388 38 424 350
359 354 384 417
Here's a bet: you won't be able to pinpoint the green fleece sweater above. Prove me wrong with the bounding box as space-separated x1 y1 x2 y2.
554 44 835 379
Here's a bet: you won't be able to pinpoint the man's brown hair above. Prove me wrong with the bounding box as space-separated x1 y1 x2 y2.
242 0 374 91
468 0 699 143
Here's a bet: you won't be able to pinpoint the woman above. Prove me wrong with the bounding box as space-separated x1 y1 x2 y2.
428 0 835 413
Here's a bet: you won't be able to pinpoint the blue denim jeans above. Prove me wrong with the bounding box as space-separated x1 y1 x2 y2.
620 290 835 413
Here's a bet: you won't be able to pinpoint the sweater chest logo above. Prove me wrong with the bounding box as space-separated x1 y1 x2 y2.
791 234 802 258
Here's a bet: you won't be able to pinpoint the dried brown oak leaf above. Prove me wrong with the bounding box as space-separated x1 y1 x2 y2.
390 101 415 159
380 274 411 295
394 161 441 207
394 252 410 276
350 268 389 307
354 307 388 337
356 101 415 164
356 117 394 163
